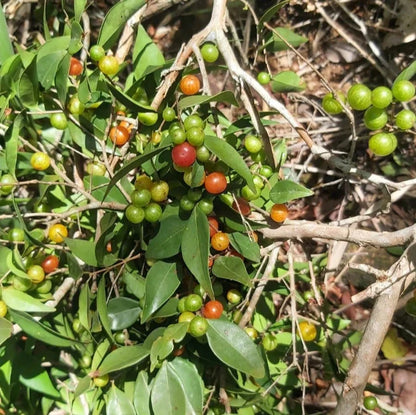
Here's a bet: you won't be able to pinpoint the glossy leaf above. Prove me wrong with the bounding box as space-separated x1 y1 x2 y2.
163 323 188 343
146 215 187 259
134 371 152 415
106 81 155 112
2 287 55 313
270 179 313 203
262 28 307 52
5 114 22 177
181 207 213 298
65 238 98 266
133 24 165 80
271 71 305 93
395 60 416 83
206 319 265 378
204 135 255 191
9 310 78 347
152 298 179 320
36 36 70 89
98 345 150 375
18 61 39 107
151 358 203 415
78 283 91 332
212 256 252 286
84 175 128 204
14 353 60 399
0 6 13 64
0 318 12 347
229 232 260 262
150 336 175 371
107 297 141 330
98 0 146 49
97 277 113 339
142 261 182 322
257 1 289 30
178 91 238 111
107 384 136 415
74 0 88 21
123 271 146 300
91 338 112 372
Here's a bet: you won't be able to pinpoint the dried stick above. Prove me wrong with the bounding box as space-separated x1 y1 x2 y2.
333 242 416 415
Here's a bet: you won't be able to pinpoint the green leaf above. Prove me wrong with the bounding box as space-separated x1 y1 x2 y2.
2 287 55 313
14 352 61 399
78 283 91 331
18 61 39 107
257 1 289 30
271 71 305 93
206 319 265 378
178 91 238 111
104 145 169 201
106 81 155 112
181 207 213 298
133 24 165 80
229 232 260 262
163 323 188 343
134 371 152 415
55 52 71 104
84 175 127 204
97 277 113 340
123 271 146 300
151 358 203 415
146 215 187 259
212 256 252 286
65 238 98 266
269 179 313 203
0 246 11 277
91 338 112 371
0 318 12 346
142 261 182 323
36 36 70 89
68 21 83 54
98 345 150 375
262 28 307 52
395 60 416 83
0 6 13 64
98 0 146 49
150 336 175 371
107 384 136 415
5 114 22 178
9 310 78 347
152 298 179 320
204 135 255 191
74 0 88 21
107 297 141 330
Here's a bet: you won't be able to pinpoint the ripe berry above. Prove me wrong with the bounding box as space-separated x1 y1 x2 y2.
69 57 83 76
109 125 130 146
204 172 227 194
48 224 68 243
41 255 59 274
202 300 223 319
298 321 317 342
211 231 229 251
172 142 197 167
270 203 288 222
179 75 200 95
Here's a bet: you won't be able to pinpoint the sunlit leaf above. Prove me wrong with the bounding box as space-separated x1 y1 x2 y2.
98 345 150 375
270 179 313 203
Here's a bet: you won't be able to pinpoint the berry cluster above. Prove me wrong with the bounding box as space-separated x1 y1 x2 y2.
322 79 415 156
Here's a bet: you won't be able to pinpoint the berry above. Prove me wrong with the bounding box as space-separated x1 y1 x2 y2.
201 43 219 63
211 231 229 251
144 202 162 223
41 255 59 274
202 300 223 319
204 172 227 194
363 396 378 410
31 152 51 171
98 56 119 76
371 86 393 109
93 374 109 388
368 132 397 156
0 174 16 194
395 109 416 130
150 181 169 202
184 114 204 130
162 107 176 122
69 57 83 76
347 84 372 111
298 321 317 342
184 294 203 312
363 106 388 130
392 80 415 102
138 112 158 126
48 224 68 243
322 92 345 115
50 112 68 130
186 127 205 146
257 72 271 85
179 75 200 95
27 265 45 284
0 300 7 318
244 135 263 153
109 125 130 146
189 316 208 337
67 95 85 115
125 204 145 224
89 45 105 61
270 203 288 222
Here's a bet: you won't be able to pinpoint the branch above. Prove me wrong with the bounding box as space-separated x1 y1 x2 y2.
333 242 416 415
260 220 416 247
